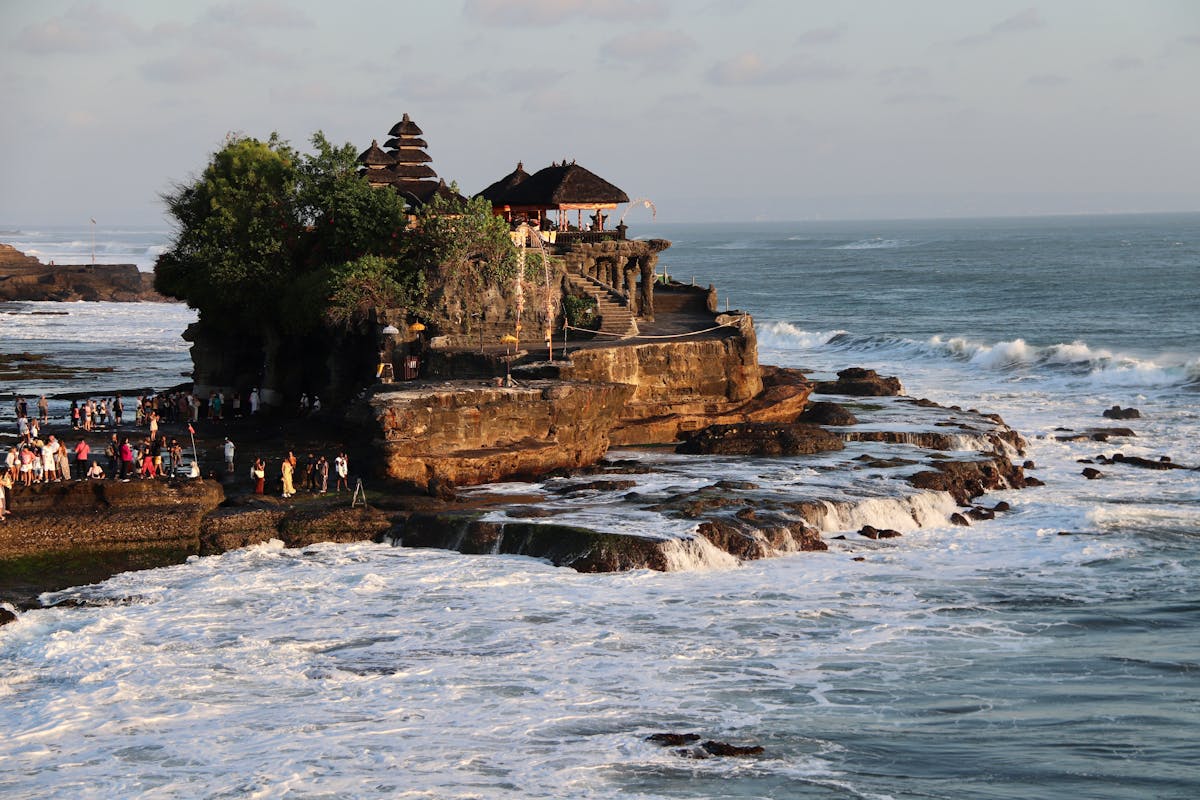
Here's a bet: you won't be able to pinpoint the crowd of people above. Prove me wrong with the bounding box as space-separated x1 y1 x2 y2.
2 391 348 520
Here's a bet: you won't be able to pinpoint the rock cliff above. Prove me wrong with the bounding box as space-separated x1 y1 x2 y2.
0 243 165 302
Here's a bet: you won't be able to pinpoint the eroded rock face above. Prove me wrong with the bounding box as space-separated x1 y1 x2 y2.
199 503 393 555
357 380 635 491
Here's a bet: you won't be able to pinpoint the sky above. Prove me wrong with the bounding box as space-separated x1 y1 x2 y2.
2 0 1199 225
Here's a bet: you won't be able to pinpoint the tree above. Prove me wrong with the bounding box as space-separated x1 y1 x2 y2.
155 134 299 326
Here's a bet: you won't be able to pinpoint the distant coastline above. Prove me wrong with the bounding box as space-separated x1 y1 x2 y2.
0 242 166 302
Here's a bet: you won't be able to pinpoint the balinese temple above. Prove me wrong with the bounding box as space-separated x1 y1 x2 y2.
478 160 629 232
357 113 464 208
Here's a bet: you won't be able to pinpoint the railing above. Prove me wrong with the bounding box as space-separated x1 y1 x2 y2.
553 229 625 245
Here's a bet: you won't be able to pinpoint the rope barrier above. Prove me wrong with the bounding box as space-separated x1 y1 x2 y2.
562 321 741 340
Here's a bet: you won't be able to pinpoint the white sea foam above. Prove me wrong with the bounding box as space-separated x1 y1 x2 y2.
829 237 911 250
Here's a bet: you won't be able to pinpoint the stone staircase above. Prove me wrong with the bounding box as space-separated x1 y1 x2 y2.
565 272 638 339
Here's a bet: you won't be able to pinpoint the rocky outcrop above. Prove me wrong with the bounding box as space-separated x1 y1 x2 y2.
199 502 394 554
353 380 635 492
908 456 1028 506
0 479 225 560
676 422 844 456
814 367 903 396
1103 405 1141 420
0 244 165 302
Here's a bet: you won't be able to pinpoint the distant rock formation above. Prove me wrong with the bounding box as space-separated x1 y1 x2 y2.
0 243 166 302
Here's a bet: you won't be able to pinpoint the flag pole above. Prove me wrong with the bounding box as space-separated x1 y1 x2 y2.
90 218 96 266
188 423 198 474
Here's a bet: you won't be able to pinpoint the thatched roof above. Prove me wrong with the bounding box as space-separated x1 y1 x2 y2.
356 140 395 167
388 113 423 137
388 163 438 180
389 148 433 164
500 161 628 207
360 168 396 186
477 161 530 204
385 136 428 150
391 178 467 208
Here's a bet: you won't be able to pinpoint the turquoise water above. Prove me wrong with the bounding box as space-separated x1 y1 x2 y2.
2 214 1198 799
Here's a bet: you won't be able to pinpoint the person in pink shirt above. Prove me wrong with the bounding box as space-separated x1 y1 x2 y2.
74 437 91 478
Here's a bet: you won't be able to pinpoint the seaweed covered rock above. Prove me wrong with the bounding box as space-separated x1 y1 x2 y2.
676 422 844 456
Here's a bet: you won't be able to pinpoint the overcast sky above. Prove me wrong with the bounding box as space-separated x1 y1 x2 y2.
3 0 1199 225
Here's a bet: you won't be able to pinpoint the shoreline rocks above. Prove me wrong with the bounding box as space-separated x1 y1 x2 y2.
0 244 167 302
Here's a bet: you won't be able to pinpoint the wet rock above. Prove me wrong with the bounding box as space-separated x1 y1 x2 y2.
676 422 844 457
1023 460 1036 470
646 732 700 746
550 479 639 494
1103 405 1141 420
713 480 760 491
1082 467 1104 480
701 740 765 757
908 455 1026 505
814 367 903 396
1024 476 1045 487
427 475 457 501
1110 454 1187 470
992 501 1011 513
505 506 559 518
966 507 995 521
1 606 19 626
851 556 866 561
859 525 901 539
797 401 859 426
950 513 971 527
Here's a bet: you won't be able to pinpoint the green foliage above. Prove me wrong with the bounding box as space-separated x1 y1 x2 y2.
155 135 299 324
561 293 598 329
407 193 518 282
324 255 425 330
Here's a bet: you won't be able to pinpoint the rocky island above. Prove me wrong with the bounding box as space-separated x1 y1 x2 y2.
1 116 1036 613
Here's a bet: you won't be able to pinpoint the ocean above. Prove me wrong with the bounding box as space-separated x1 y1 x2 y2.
1 215 1198 799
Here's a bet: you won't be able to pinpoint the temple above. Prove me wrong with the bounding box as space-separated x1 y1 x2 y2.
356 113 464 208
478 160 630 239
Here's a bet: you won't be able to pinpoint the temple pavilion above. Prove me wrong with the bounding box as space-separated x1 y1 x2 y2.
356 113 464 209
478 160 630 233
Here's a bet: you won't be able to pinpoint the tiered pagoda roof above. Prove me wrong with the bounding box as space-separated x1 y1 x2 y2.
357 113 465 206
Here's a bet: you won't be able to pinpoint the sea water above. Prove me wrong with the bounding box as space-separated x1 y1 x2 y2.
1 215 1198 799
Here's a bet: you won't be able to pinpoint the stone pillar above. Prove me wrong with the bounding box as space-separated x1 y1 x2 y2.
706 284 718 314
625 267 639 315
639 256 657 321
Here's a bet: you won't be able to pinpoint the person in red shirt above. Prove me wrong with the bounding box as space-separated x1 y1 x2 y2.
74 437 90 479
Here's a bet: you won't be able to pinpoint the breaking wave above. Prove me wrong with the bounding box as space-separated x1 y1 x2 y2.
828 237 912 250
757 322 1200 390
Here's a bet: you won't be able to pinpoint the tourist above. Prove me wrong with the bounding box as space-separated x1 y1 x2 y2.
316 455 329 494
223 438 236 472
119 437 134 480
5 446 17 484
249 387 260 415
17 414 29 441
42 437 59 482
19 445 35 486
37 395 49 424
70 400 80 430
281 452 296 498
86 461 105 480
74 437 90 478
311 396 321 414
251 458 266 495
114 394 124 428
303 453 316 492
334 452 349 492
0 468 12 520
55 437 71 482
151 435 165 478
140 439 156 479
170 439 183 475
105 434 120 478
29 417 39 442
98 398 109 429
148 411 159 442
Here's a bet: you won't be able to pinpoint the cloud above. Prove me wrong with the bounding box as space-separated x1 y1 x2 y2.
950 7 1045 47
991 8 1043 34
389 73 489 106
884 91 955 105
463 0 668 27
706 51 849 86
1180 34 1200 47
522 88 578 114
200 1 314 30
599 29 696 72
1025 73 1068 87
795 24 846 46
11 3 151 54
140 51 228 84
876 65 930 86
1106 55 1144 71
